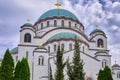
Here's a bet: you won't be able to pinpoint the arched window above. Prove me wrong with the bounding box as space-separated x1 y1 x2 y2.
102 59 107 68
117 73 119 78
61 20 64 27
54 44 57 52
69 22 71 28
47 21 49 27
117 72 120 78
54 20 57 26
69 44 72 51
97 39 104 48
24 33 31 42
83 46 84 53
16 56 18 62
41 23 43 29
38 56 44 65
75 23 77 28
61 44 64 50
26 51 28 60
119 73 120 78
48 46 50 52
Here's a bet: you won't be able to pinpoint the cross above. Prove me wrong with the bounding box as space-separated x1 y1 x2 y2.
96 25 98 29
55 1 61 8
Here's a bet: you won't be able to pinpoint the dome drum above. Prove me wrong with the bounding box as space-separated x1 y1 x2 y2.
35 18 84 32
34 9 84 32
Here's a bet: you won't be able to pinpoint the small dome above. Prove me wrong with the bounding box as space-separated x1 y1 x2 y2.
37 45 45 49
48 32 82 42
21 23 33 28
38 9 78 21
11 47 18 54
96 50 106 53
90 29 104 35
112 64 120 68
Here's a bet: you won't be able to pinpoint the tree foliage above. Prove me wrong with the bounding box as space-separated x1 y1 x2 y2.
55 46 66 80
97 66 113 80
67 37 85 80
0 49 14 80
14 58 30 80
104 66 113 80
14 60 22 80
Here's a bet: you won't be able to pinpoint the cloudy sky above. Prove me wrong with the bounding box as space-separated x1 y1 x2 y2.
0 0 120 65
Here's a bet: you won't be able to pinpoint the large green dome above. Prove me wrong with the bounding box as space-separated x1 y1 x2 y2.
38 9 78 21
48 32 82 42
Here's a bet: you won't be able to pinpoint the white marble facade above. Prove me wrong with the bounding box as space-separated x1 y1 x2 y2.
11 8 120 80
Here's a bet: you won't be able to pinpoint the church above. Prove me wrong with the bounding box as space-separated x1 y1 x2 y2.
11 2 120 80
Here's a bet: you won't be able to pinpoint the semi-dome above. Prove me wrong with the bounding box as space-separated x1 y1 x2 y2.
21 23 33 28
38 9 78 21
48 32 82 42
11 47 18 54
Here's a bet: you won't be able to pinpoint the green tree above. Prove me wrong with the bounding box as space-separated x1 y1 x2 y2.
67 37 85 80
1 49 14 80
14 60 22 80
55 46 66 80
20 58 30 80
104 66 113 80
14 58 30 80
97 66 113 80
50 66 54 80
0 65 1 80
97 69 104 80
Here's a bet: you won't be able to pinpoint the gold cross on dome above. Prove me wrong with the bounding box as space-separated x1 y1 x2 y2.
96 25 98 29
27 19 30 23
55 1 61 8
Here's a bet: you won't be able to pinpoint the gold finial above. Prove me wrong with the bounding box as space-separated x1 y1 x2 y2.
96 25 98 29
55 1 61 8
27 19 30 23
39 41 43 46
99 44 103 49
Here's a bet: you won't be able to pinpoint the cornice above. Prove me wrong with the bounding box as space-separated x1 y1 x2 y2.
34 27 89 42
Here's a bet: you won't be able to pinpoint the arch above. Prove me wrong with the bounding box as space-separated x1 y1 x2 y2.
41 23 43 29
97 38 104 48
61 20 64 27
54 20 57 26
69 43 72 51
69 21 71 28
47 21 49 27
24 33 31 42
38 56 44 65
